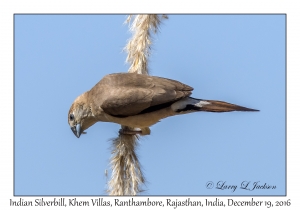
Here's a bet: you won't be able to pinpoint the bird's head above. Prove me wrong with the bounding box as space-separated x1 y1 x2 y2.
68 92 96 138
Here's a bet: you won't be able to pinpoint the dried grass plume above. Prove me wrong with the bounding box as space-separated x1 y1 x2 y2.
107 14 167 195
125 14 168 75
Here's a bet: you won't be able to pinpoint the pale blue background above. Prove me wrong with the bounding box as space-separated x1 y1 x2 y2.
15 15 285 195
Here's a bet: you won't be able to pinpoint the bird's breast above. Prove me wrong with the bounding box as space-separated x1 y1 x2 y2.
104 106 176 128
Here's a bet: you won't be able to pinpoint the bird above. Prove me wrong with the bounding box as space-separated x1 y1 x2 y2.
68 73 258 138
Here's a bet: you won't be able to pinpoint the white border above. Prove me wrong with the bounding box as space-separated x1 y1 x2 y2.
1 0 299 209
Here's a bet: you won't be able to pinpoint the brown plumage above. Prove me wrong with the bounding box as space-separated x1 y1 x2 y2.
68 73 258 138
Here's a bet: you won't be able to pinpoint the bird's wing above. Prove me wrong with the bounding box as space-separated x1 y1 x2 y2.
89 73 193 117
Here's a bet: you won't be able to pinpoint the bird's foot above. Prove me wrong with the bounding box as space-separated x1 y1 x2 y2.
119 129 142 135
119 127 151 136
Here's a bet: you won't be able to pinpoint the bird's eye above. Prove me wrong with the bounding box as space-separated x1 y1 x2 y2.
69 114 74 121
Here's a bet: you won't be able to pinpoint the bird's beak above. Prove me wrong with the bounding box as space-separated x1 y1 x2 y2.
71 124 81 138
199 100 259 112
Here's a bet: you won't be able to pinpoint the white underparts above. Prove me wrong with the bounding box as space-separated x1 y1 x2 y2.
171 97 210 111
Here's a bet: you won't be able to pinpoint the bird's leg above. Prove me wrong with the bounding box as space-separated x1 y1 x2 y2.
119 127 151 136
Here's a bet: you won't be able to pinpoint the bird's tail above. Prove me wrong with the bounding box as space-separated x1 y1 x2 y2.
171 97 259 113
